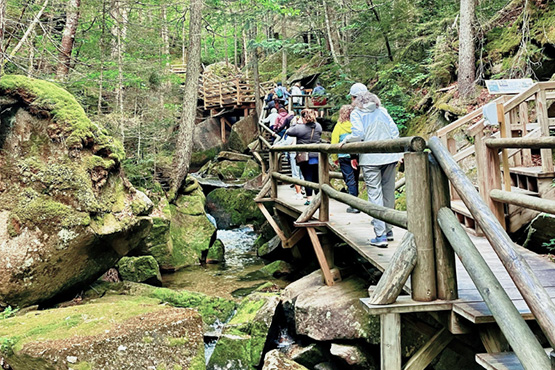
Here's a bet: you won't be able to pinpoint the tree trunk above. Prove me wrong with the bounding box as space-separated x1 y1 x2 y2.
161 3 170 58
322 0 341 67
56 0 81 79
281 16 287 85
250 26 261 118
242 28 248 71
233 20 238 67
0 0 7 74
459 0 476 100
181 9 186 65
170 0 204 198
366 0 393 62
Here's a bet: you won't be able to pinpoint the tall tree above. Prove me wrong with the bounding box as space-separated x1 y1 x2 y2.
0 0 7 74
458 0 476 99
171 0 204 198
56 0 81 79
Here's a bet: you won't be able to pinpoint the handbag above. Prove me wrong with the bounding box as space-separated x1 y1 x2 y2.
295 127 315 163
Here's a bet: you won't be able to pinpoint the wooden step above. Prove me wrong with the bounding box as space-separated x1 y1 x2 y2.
475 348 552 370
508 166 555 179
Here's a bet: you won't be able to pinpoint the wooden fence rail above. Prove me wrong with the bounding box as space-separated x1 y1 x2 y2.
428 136 555 348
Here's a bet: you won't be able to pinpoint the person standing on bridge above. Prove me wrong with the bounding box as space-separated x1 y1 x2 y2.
343 87 401 248
286 109 322 206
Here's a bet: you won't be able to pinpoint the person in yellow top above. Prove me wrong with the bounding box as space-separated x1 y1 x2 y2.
331 104 360 213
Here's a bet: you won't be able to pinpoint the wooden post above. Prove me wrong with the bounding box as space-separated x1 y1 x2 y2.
485 143 506 228
306 227 334 286
269 152 278 199
447 138 460 201
437 208 550 369
220 118 227 143
497 103 512 192
429 154 457 300
319 152 330 222
536 89 554 173
381 313 401 370
519 102 533 167
430 136 555 349
369 232 417 305
405 152 436 302
474 130 488 198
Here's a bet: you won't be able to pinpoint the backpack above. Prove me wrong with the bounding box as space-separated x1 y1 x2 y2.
276 87 284 99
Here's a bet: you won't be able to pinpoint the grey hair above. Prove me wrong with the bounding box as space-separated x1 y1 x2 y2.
353 91 381 109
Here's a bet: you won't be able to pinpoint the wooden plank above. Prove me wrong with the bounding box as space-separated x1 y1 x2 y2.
361 296 453 315
256 203 286 243
453 298 555 323
519 102 533 167
476 348 552 370
479 324 510 353
498 103 512 192
282 228 307 249
319 153 330 222
403 328 453 370
381 313 401 370
306 227 334 286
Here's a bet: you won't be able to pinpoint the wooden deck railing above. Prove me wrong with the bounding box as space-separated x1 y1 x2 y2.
254 131 554 369
198 73 273 110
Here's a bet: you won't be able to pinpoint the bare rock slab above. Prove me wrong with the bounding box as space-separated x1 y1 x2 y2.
0 295 205 370
263 349 309 370
284 271 379 343
330 343 376 370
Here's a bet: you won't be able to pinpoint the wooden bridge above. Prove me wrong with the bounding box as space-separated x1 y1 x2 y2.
253 82 555 370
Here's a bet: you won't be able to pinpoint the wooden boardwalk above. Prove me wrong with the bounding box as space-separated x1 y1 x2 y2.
273 184 555 324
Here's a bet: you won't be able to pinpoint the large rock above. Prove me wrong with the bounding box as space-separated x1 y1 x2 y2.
330 343 376 369
191 117 224 169
0 295 205 370
116 256 162 286
137 181 216 270
206 188 265 229
228 115 258 153
263 350 309 370
523 213 555 253
282 270 380 343
208 293 280 370
197 158 261 182
0 75 152 308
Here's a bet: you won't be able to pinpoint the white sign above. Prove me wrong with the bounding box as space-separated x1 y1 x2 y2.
485 79 534 94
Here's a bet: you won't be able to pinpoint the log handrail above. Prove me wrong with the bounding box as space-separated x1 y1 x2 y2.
429 136 555 348
271 136 426 154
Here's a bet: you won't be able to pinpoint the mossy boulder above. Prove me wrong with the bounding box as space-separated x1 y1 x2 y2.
205 188 264 229
116 256 162 286
207 293 280 370
263 350 309 370
228 115 258 153
137 187 216 271
191 117 224 170
0 76 152 308
197 158 260 182
0 295 205 370
242 260 293 280
206 239 225 264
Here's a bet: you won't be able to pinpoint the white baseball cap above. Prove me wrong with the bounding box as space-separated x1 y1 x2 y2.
349 83 368 97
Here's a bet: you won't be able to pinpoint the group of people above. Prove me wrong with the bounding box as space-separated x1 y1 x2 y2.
264 82 399 248
264 82 327 118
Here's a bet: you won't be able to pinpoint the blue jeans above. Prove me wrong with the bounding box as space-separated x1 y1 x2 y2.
339 157 359 197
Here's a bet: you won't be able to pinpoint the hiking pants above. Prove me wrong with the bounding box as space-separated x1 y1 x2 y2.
361 162 397 237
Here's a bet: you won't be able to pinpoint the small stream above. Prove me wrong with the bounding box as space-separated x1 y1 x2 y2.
161 218 291 364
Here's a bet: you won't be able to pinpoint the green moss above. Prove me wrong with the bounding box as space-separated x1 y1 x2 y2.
74 362 93 370
10 189 90 232
149 287 235 326
188 344 206 370
142 336 154 344
0 75 124 162
240 159 261 180
175 188 206 216
167 337 188 347
206 188 264 228
190 146 221 168
242 260 292 280
206 239 225 263
84 155 116 171
117 256 160 283
0 295 165 354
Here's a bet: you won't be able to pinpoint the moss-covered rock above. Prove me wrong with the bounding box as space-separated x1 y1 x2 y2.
207 293 280 370
228 116 258 153
206 188 264 229
242 260 293 280
0 295 204 370
0 77 153 308
117 256 162 286
241 159 261 180
206 239 225 264
263 350 309 370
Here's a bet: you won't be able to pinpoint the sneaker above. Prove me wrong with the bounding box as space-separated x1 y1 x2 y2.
289 184 295 188
386 230 394 241
346 207 360 214
370 235 388 248
304 200 311 206
294 193 303 200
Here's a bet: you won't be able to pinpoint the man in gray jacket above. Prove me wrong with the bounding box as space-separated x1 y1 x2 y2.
343 89 400 247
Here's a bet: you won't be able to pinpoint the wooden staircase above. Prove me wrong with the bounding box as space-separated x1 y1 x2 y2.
437 82 555 234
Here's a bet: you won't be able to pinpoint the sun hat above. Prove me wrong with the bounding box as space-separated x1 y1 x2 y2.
349 83 368 97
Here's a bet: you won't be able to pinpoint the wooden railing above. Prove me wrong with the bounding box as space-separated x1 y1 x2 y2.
198 73 273 110
255 133 555 369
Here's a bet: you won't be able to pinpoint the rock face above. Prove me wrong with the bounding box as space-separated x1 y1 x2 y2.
330 343 375 369
208 293 280 370
263 350 309 370
205 188 265 229
116 256 162 286
228 115 258 153
191 117 224 169
282 270 380 343
137 178 216 270
0 295 205 370
197 156 261 182
0 75 152 307
523 213 555 253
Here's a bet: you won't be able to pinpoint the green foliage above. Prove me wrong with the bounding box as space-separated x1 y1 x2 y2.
0 307 18 320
